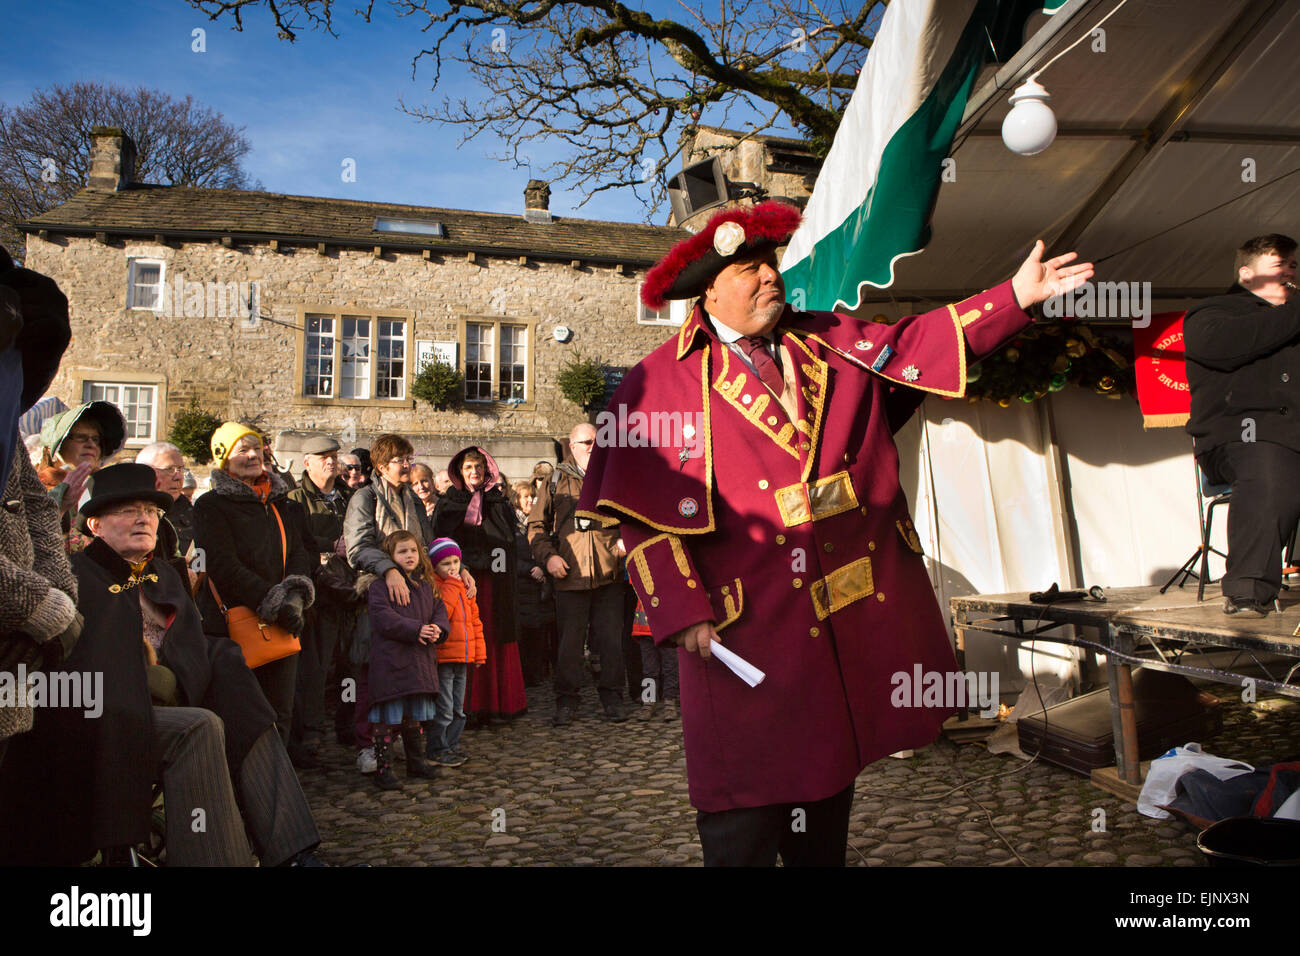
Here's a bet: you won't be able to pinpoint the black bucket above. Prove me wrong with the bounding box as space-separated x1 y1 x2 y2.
1197 817 1300 866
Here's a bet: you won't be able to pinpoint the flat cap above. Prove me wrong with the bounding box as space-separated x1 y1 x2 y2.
301 434 340 456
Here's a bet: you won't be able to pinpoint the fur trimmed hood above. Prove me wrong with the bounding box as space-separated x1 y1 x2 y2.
208 466 290 501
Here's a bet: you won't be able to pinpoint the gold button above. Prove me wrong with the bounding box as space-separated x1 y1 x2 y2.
823 542 834 553
775 534 786 545
721 585 730 596
686 580 697 589
844 453 850 462
799 441 810 451
767 416 779 426
792 578 803 589
758 479 769 490
868 541 876 551
650 596 660 607
860 507 868 516
876 592 885 602
742 394 752 404
809 627 820 637
984 302 993 310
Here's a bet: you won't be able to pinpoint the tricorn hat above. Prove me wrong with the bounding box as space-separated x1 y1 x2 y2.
77 462 173 531
640 201 802 310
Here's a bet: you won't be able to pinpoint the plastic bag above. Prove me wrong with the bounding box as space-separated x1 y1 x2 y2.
1137 742 1254 820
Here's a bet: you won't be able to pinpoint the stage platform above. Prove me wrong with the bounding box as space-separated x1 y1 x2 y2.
950 583 1300 792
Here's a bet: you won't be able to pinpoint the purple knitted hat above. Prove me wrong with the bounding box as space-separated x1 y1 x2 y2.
427 538 462 565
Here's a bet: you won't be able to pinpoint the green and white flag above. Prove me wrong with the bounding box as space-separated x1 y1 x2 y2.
781 0 1060 312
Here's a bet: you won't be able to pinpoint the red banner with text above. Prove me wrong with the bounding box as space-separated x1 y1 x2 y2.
1132 311 1190 428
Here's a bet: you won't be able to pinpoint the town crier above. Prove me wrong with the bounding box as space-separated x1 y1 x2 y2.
577 201 1093 865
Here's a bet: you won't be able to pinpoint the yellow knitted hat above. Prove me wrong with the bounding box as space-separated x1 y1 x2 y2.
210 422 261 469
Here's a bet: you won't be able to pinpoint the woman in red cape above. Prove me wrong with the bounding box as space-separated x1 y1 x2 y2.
432 446 527 719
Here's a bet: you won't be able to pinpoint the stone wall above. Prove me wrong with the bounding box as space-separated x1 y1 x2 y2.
26 233 678 477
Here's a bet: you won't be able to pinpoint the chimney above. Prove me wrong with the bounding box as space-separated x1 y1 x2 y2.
523 180 552 223
86 126 137 192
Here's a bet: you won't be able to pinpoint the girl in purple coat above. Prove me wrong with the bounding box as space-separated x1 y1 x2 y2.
367 530 450 790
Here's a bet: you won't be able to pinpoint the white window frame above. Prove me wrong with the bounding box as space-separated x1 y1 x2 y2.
299 311 409 403
497 323 528 403
375 318 407 400
464 320 497 403
636 284 690 326
338 316 373 400
82 381 159 445
127 258 166 311
303 314 336 398
462 317 534 405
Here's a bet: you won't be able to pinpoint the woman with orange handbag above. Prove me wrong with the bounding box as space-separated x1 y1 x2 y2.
194 422 317 743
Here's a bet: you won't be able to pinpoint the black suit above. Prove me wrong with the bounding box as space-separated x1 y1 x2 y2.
1185 285 1300 602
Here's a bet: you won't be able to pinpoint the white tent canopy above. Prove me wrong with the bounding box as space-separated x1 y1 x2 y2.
842 0 1300 693
884 0 1300 308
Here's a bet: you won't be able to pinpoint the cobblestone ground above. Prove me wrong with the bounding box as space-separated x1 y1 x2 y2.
300 682 1300 867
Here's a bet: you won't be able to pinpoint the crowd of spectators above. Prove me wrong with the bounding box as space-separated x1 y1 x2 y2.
0 245 677 865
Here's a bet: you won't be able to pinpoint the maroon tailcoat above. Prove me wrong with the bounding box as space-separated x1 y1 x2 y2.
578 280 1031 811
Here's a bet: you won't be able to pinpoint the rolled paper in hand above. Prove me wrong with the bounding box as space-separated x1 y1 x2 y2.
709 640 765 687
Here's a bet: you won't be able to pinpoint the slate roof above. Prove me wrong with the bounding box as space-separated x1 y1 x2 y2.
21 185 688 266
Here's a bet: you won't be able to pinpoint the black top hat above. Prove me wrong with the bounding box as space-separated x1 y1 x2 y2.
77 462 174 531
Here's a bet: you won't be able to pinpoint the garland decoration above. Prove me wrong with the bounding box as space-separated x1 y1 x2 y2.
962 323 1136 406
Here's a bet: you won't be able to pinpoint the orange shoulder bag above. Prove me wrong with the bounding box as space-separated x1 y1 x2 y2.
207 503 302 669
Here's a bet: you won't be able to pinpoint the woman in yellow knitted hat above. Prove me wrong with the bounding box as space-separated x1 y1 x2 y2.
194 423 315 742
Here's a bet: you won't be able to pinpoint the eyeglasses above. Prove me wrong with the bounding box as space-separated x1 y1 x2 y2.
66 431 102 445
102 505 165 520
154 465 185 475
388 457 416 466
343 465 362 472
572 439 595 447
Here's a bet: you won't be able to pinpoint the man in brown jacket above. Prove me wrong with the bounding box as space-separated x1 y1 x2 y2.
529 423 632 725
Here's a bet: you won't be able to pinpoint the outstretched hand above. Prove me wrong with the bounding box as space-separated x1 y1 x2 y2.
1010 240 1094 310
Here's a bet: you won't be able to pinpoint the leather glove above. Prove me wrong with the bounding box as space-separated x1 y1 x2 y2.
276 590 307 635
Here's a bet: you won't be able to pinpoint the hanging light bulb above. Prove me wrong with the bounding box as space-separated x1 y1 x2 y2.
1001 78 1057 156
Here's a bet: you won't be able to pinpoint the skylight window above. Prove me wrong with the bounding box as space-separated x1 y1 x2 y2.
373 217 446 237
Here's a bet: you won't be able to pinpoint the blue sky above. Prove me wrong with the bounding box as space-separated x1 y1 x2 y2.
1 0 781 223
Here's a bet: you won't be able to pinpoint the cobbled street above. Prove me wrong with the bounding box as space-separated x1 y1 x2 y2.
298 682 1300 867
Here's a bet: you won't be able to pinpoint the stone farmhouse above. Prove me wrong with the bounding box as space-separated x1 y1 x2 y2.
20 128 697 477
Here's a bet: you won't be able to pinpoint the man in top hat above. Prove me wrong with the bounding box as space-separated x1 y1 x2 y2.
578 201 1092 865
0 462 323 865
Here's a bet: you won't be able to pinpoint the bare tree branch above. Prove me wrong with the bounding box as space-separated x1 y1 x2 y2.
0 81 256 258
186 0 886 215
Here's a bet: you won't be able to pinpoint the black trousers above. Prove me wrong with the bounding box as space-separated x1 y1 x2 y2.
1199 441 1300 603
255 653 298 745
553 583 626 709
696 782 855 867
292 604 348 749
